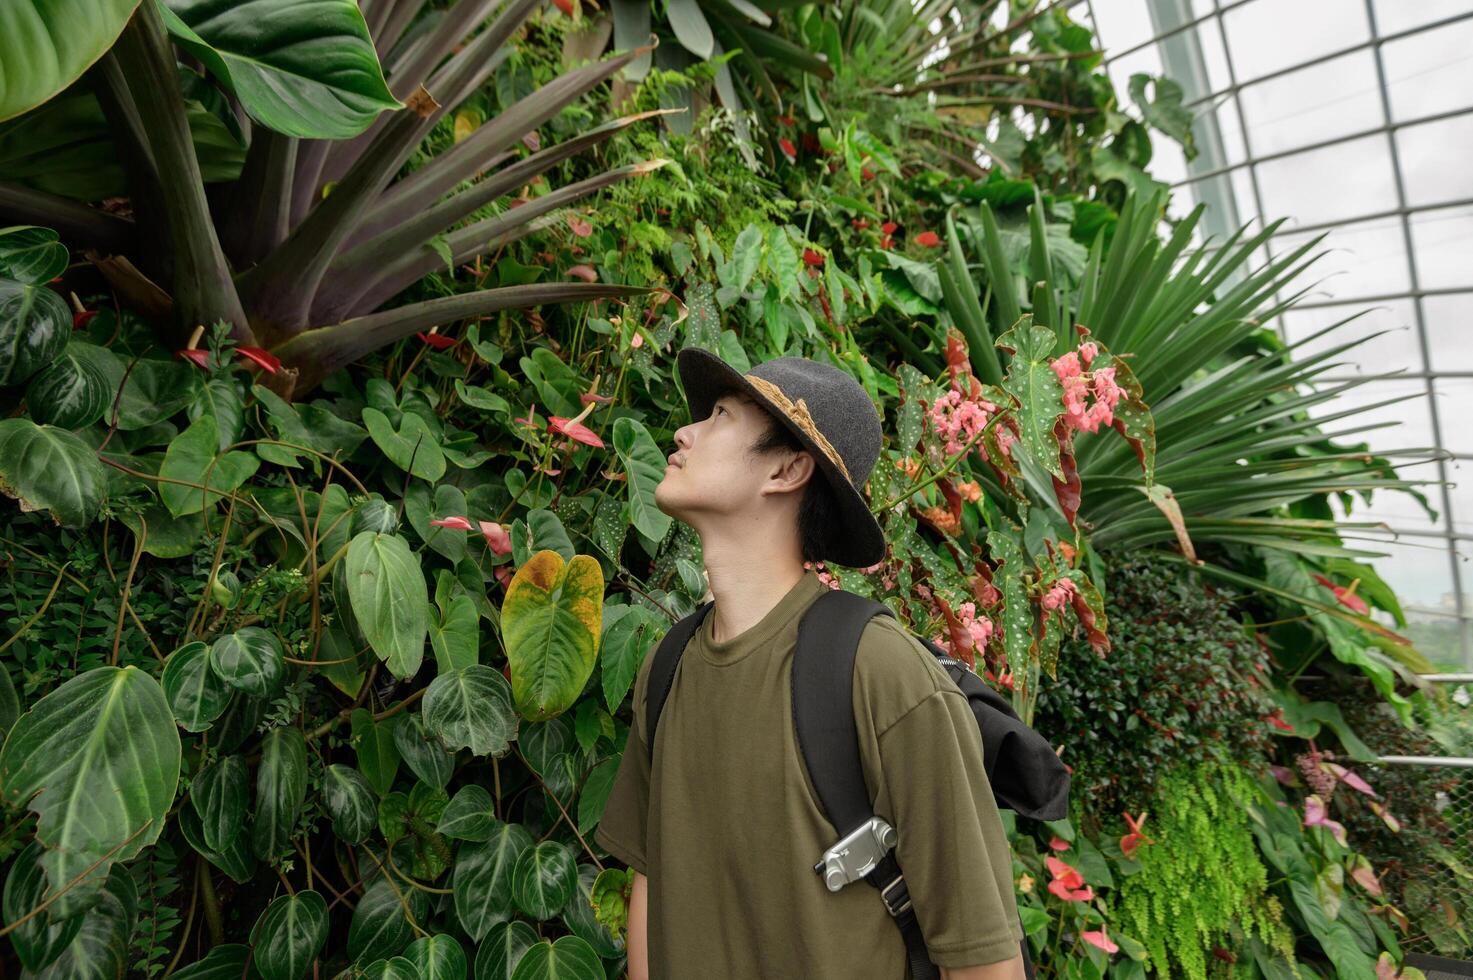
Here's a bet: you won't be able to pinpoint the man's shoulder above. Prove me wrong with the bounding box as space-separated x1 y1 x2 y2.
851 612 962 734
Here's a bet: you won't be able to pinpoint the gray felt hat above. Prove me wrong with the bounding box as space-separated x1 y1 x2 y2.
675 346 886 568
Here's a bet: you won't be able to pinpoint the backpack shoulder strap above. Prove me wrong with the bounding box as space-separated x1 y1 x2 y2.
791 587 896 837
645 598 715 764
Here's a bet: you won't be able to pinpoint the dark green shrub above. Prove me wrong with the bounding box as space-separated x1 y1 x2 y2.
1033 555 1277 822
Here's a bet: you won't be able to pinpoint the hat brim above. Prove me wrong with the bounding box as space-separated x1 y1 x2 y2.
676 347 886 568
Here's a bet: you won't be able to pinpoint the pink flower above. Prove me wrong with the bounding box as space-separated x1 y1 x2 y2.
568 215 593 237
1052 350 1126 435
1048 836 1070 852
1041 577 1076 611
1044 855 1093 902
1312 573 1370 615
1325 762 1377 797
630 331 644 349
431 517 475 531
479 520 512 555
1120 811 1154 858
176 348 210 369
514 403 539 427
1304 794 1348 846
1081 929 1119 954
1269 764 1298 787
567 264 598 283
914 231 942 248
928 384 1005 460
549 415 605 448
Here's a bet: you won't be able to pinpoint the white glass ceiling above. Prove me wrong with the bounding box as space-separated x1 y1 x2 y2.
1082 0 1473 669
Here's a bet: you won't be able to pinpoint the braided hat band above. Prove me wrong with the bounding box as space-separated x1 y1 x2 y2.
743 373 854 485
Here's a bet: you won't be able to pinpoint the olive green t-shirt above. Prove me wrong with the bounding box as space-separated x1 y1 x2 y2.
594 569 1024 978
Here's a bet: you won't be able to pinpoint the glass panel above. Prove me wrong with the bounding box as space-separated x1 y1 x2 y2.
1397 114 1473 208
1381 17 1473 122
1354 537 1458 613
1237 51 1383 159
1105 44 1165 101
1447 456 1473 535
1333 455 1445 531
1372 0 1473 38
1221 0 1370 83
1090 0 1162 56
1408 204 1473 292
1422 292 1473 371
1280 299 1420 376
1305 377 1435 453
1433 379 1473 455
1399 610 1467 670
1256 133 1400 228
1273 216 1410 303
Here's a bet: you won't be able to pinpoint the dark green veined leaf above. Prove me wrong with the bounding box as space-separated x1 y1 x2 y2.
317 625 368 699
348 874 429 964
162 641 232 731
561 862 623 959
453 820 532 941
159 0 398 139
361 958 419 980
0 0 141 122
362 407 447 482
210 626 286 697
378 782 450 880
0 277 67 383
3 841 83 972
0 226 67 283
519 718 572 777
113 357 197 431
405 934 468 980
508 936 605 980
324 764 377 844
250 890 328 980
25 340 111 429
0 418 106 527
0 666 179 918
423 665 519 757
599 605 661 712
428 590 478 674
0 665 16 738
25 865 136 980
351 708 402 796
179 802 256 882
191 754 248 854
511 840 577 920
158 413 261 517
252 726 308 861
189 375 247 453
475 921 539 980
576 758 618 836
394 711 454 790
346 531 429 679
611 417 671 544
171 944 257 979
212 689 266 755
438 784 497 842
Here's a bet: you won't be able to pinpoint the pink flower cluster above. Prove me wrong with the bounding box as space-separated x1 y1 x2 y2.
430 516 512 555
1051 342 1125 435
929 385 1015 461
1042 577 1077 611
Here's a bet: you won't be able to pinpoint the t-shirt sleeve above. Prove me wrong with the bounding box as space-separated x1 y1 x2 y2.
592 644 654 877
877 688 1026 968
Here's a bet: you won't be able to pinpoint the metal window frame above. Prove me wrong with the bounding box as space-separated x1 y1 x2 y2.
1082 0 1473 666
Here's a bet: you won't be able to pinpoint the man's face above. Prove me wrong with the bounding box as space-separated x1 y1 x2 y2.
656 392 786 523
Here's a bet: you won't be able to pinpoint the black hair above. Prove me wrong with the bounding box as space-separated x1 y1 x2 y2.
711 382 839 563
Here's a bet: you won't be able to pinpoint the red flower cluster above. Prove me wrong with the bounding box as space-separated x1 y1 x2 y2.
1044 855 1092 902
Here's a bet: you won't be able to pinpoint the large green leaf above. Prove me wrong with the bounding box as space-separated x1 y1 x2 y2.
346 531 429 679
162 640 231 731
453 820 532 941
351 709 401 796
159 413 261 517
0 226 68 283
393 711 454 790
324 764 377 844
423 665 519 757
160 0 399 139
362 407 447 482
25 339 111 429
0 0 142 122
508 936 605 980
0 418 106 527
611 417 672 543
3 841 83 972
437 784 498 842
250 890 328 980
475 921 539 980
404 934 468 980
561 862 623 958
0 666 179 918
503 550 605 721
25 865 136 980
0 280 71 386
348 874 428 965
178 793 257 883
599 605 661 713
191 754 248 854
171 944 255 979
210 626 287 697
996 317 1064 480
252 726 308 861
512 840 577 919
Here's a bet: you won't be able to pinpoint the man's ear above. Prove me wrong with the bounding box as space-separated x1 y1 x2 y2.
765 448 817 494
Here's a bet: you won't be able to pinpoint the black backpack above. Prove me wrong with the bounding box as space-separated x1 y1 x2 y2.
644 586 1069 980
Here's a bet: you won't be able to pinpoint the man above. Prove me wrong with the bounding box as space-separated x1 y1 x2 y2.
594 346 1027 979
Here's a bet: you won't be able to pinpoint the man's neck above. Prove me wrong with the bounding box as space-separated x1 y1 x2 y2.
699 548 807 645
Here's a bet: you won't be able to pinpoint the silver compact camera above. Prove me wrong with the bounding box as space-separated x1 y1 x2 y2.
812 816 897 892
